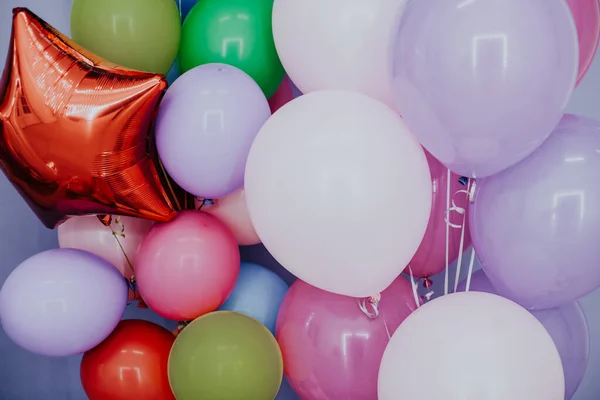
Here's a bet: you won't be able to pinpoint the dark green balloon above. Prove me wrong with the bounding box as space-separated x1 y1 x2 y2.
178 0 285 97
168 311 283 400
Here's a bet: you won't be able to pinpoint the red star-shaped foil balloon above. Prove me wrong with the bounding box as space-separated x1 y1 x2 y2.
0 8 182 228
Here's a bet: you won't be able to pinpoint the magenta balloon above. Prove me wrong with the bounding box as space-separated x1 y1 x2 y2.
392 0 578 178
458 270 589 400
404 150 471 278
567 0 600 85
155 63 271 199
0 249 128 356
470 114 600 309
276 277 418 399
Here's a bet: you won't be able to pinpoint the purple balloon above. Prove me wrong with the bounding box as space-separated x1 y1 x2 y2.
156 63 271 199
470 114 600 309
392 0 578 178
458 270 589 400
0 249 128 356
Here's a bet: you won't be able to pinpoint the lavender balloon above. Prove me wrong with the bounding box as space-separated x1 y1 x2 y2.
392 0 578 178
0 249 128 356
156 63 271 199
458 270 589 400
470 114 600 309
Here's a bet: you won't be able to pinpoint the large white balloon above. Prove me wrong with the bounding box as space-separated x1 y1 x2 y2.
378 292 565 400
244 91 431 297
272 0 406 107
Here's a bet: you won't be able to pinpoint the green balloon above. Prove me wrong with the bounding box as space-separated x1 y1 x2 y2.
70 0 181 74
168 311 283 400
179 0 285 97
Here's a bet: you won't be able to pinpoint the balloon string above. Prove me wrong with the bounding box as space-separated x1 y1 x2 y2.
465 248 477 291
195 197 214 210
357 294 381 319
452 180 471 292
407 265 421 308
444 169 451 295
158 158 182 211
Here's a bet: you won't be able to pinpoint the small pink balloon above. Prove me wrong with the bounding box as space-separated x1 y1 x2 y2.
195 189 260 246
58 215 153 279
268 76 295 113
403 151 471 278
276 277 418 400
135 211 240 320
567 0 600 85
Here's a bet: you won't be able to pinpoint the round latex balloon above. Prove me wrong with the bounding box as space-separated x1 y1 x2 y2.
276 277 417 399
70 0 181 74
567 0 600 85
272 0 405 107
470 114 600 309
219 262 288 334
58 215 153 279
179 0 284 97
81 320 175 400
404 151 471 278
195 189 260 246
245 91 432 297
0 249 128 356
168 311 283 400
156 64 270 199
269 76 295 113
392 0 578 178
135 211 240 320
458 270 589 400
378 292 565 400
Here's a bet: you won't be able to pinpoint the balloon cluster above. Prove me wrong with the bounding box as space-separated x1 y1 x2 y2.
0 0 598 399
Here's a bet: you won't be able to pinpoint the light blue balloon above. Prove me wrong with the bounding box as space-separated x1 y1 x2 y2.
219 262 289 334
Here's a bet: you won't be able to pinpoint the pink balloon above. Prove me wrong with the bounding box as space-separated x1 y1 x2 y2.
268 76 295 113
194 189 260 246
135 211 240 320
58 215 153 279
276 277 418 399
403 151 471 278
567 0 600 85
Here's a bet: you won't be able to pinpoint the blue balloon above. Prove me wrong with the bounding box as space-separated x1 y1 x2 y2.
219 262 289 334
174 0 198 21
166 60 179 86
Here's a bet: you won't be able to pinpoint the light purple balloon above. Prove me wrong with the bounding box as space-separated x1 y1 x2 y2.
0 249 128 356
155 63 271 199
392 0 578 178
458 270 589 400
470 114 600 309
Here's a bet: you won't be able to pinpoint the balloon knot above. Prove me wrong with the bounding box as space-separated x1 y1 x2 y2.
357 294 381 319
422 277 433 289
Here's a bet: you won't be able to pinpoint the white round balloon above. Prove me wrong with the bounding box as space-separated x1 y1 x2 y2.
378 292 565 400
272 0 406 107
244 90 431 297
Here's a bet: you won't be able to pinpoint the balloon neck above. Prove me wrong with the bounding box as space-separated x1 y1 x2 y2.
422 277 433 289
173 321 190 337
357 294 381 319
468 179 477 203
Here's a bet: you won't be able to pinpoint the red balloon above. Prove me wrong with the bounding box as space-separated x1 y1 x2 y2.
403 150 471 278
80 319 175 400
0 9 186 228
268 75 295 113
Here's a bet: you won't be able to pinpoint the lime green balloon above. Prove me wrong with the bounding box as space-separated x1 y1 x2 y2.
168 311 283 400
70 0 181 74
179 0 285 97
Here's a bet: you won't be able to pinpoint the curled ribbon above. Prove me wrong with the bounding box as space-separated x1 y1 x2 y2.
357 293 381 319
444 188 470 229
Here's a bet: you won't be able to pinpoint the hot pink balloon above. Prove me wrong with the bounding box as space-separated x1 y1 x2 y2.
135 211 240 320
276 277 418 399
195 189 260 246
268 76 295 113
58 215 153 279
567 0 600 85
403 151 471 278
